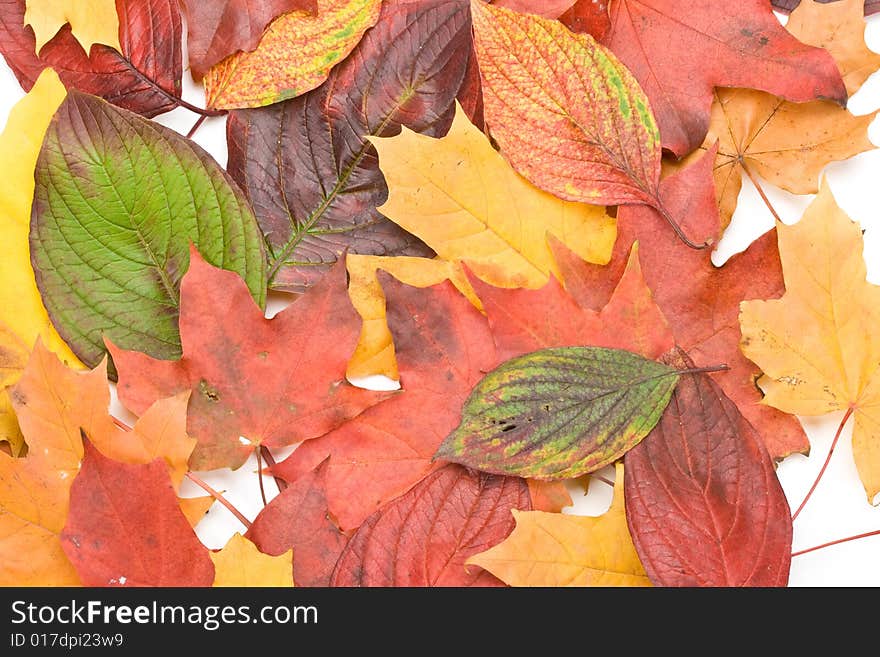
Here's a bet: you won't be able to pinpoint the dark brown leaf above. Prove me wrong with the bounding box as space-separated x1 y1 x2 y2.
226 0 482 292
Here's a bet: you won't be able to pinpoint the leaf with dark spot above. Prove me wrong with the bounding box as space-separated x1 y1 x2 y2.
436 346 681 479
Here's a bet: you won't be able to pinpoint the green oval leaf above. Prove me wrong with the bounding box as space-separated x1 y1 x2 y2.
30 90 267 367
435 346 679 479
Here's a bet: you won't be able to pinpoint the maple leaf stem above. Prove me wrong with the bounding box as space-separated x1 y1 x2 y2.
791 528 880 558
260 445 288 493
592 473 614 487
654 199 713 250
255 446 269 508
791 407 854 522
186 114 208 140
741 162 782 223
184 471 252 530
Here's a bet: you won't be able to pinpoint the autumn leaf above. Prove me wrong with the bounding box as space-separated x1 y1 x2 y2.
226 0 481 292
601 0 847 156
0 323 28 454
625 349 792 587
1 341 196 584
563 148 807 460
371 103 616 288
24 0 120 54
787 0 880 96
740 182 880 503
0 0 184 118
559 0 611 40
346 254 481 380
470 2 664 212
694 88 875 231
675 0 878 230
435 346 683 479
473 242 674 363
110 248 393 471
180 0 316 80
95 392 195 489
246 459 350 587
276 240 671 529
203 0 381 109
211 533 293 587
0 69 79 453
489 0 577 17
330 464 529 586
61 440 214 586
468 463 650 586
272 274 498 531
0 342 98 586
527 479 572 513
30 90 266 368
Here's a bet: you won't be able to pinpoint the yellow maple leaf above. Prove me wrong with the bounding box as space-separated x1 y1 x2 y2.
371 103 616 289
24 0 121 54
787 0 880 96
211 533 294 587
467 463 650 586
346 254 482 380
740 181 880 503
0 69 82 454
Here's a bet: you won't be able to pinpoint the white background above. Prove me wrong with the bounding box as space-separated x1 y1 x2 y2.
2 10 879 587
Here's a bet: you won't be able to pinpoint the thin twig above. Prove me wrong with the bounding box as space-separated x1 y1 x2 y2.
255 446 268 508
260 445 288 493
792 528 880 558
185 471 251 530
186 114 208 140
741 161 782 223
591 474 614 487
791 408 854 522
654 198 714 250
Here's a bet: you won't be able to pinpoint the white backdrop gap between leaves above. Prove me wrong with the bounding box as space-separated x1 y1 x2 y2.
2 10 879 587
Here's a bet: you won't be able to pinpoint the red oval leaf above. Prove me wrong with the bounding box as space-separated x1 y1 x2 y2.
330 464 530 586
624 348 792 587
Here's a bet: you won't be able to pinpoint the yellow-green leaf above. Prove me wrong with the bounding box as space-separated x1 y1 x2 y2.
204 0 381 110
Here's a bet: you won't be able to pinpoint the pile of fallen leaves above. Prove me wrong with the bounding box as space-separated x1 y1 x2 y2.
1 0 879 587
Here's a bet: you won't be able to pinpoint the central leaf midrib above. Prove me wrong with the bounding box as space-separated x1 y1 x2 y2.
131 224 179 309
265 103 409 284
